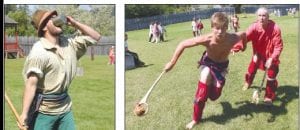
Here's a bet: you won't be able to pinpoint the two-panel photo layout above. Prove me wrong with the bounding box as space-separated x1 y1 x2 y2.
4 4 298 130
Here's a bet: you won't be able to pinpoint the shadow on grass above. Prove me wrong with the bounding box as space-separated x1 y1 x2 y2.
142 64 154 67
202 85 298 124
125 64 154 71
147 39 172 43
161 39 171 43
163 38 175 42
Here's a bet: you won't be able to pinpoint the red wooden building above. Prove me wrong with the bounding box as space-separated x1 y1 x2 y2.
4 15 24 59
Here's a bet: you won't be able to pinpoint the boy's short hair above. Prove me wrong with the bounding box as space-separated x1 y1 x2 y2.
210 12 228 29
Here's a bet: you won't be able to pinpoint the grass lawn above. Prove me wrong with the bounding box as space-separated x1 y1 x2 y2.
5 55 115 130
125 14 298 129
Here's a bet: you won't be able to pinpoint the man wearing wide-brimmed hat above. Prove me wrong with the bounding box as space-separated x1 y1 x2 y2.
19 9 101 130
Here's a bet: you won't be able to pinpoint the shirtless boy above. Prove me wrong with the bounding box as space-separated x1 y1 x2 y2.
164 12 246 129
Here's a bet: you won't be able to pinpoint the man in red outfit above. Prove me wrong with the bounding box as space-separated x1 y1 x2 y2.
232 7 283 105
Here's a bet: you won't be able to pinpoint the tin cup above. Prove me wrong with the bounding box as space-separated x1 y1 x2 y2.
52 15 67 27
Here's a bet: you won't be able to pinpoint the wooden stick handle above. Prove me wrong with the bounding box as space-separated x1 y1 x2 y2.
140 71 165 104
5 91 27 130
259 70 267 91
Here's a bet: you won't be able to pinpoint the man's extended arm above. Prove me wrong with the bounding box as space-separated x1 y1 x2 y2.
67 16 101 41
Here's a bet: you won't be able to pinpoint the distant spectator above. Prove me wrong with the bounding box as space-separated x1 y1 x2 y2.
197 18 204 35
231 14 240 32
158 22 166 42
277 9 281 17
273 9 277 16
148 22 154 43
192 17 198 37
125 33 145 67
151 21 160 43
288 8 292 14
108 46 115 65
291 8 296 18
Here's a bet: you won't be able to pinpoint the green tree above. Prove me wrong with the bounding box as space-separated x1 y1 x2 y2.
125 5 192 19
6 5 35 36
4 5 17 15
231 4 242 14
125 5 167 18
89 5 115 36
35 5 114 36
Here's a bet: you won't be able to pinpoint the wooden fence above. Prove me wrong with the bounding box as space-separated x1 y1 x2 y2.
125 7 235 31
125 5 299 31
5 35 115 56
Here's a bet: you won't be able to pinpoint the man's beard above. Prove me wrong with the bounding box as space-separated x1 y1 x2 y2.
51 29 63 36
48 26 63 36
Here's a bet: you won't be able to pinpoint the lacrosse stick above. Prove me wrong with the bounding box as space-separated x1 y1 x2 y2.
252 71 267 104
134 71 165 116
5 91 27 130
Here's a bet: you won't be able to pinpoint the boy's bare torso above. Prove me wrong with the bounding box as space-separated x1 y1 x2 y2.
203 33 240 63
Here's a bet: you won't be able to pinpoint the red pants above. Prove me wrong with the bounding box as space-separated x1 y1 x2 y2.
245 58 279 101
109 55 115 64
193 81 223 122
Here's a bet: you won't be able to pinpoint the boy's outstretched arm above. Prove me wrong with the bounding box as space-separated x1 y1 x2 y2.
164 36 207 72
231 31 248 54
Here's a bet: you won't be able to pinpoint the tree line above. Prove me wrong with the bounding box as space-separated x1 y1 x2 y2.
124 5 273 19
125 5 192 19
4 5 115 36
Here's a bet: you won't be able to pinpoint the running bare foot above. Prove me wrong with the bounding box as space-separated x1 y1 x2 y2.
185 120 197 130
242 82 250 91
264 98 273 106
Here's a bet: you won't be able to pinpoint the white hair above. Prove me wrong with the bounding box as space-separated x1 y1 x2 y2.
256 7 269 16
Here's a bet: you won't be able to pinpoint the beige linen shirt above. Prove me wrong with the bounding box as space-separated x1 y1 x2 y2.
23 35 97 115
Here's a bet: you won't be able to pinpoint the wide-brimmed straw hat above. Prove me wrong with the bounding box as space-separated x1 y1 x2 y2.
31 9 57 37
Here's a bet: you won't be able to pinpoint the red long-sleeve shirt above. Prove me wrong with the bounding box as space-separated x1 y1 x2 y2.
247 20 283 64
232 20 283 65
